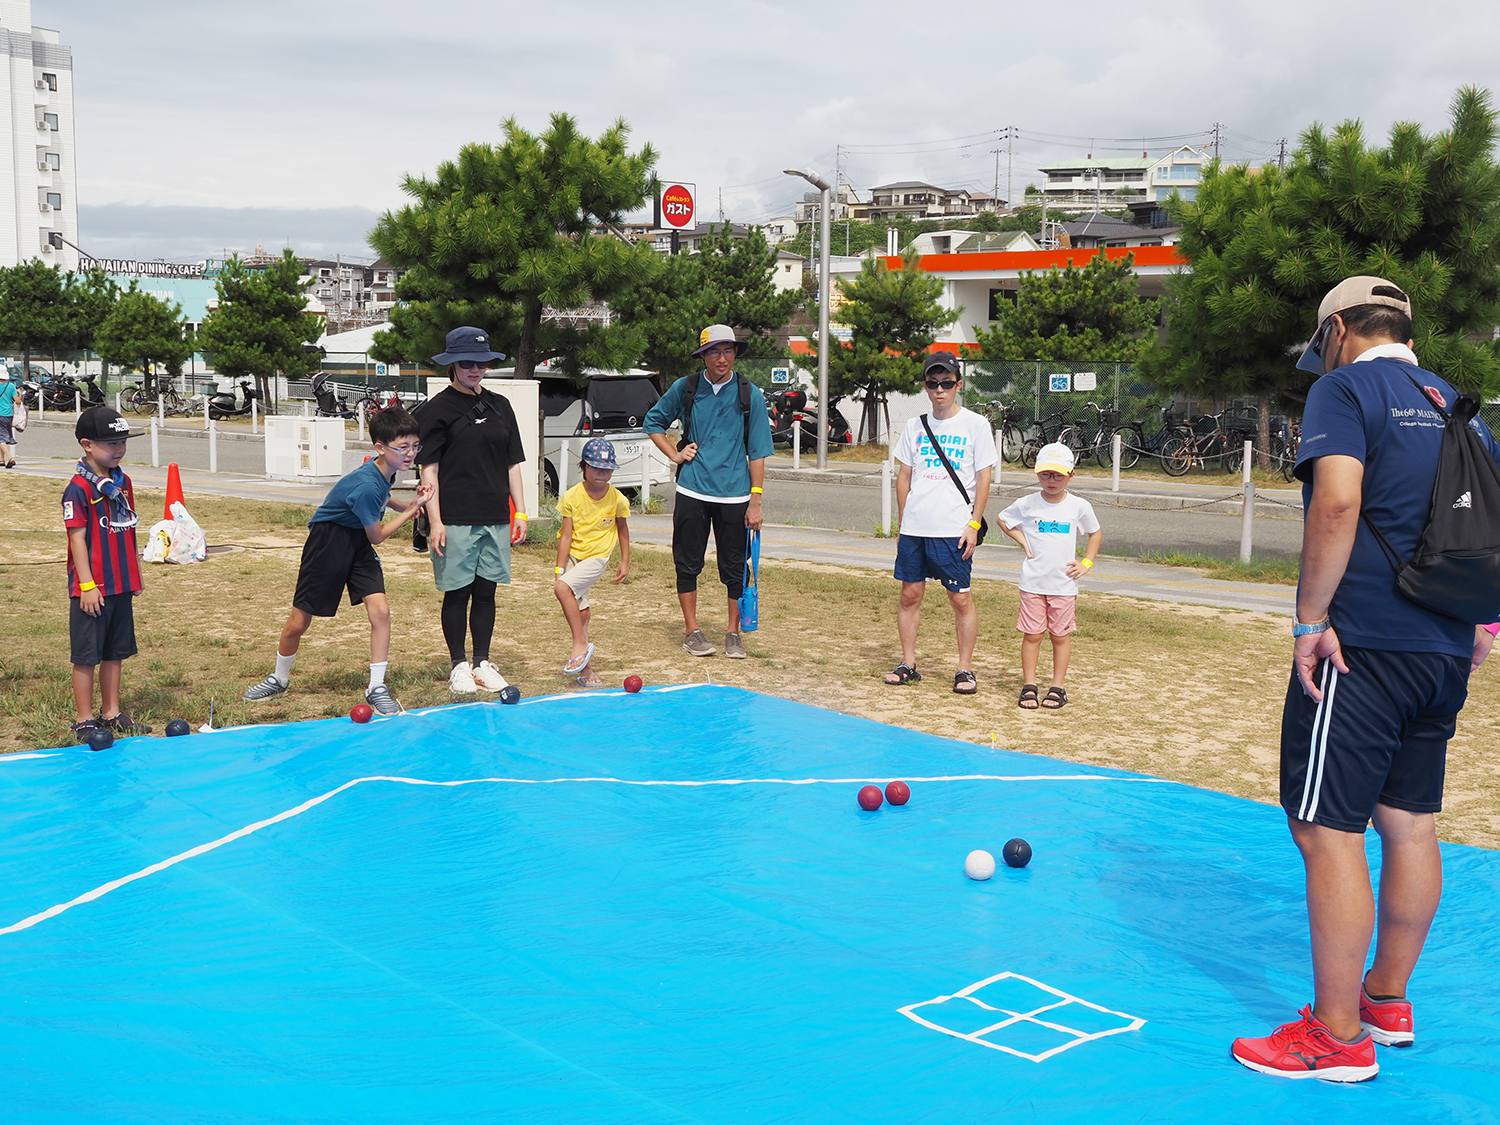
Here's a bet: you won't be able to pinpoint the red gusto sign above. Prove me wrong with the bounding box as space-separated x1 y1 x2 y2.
660 182 696 229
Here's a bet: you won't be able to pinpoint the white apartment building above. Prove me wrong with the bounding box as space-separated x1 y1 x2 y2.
0 2 76 269
1036 145 1210 212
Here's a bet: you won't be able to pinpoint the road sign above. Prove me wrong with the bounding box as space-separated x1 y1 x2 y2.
771 367 791 384
1049 374 1071 393
659 183 697 229
375 362 387 377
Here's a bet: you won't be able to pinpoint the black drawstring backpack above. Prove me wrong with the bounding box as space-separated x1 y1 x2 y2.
1361 371 1500 624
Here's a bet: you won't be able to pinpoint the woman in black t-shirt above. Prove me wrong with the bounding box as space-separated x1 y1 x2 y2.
417 327 528 695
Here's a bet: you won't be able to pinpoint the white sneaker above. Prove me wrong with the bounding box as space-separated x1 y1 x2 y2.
472 660 508 692
449 661 478 694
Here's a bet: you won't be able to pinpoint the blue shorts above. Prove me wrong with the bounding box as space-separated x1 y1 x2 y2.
1280 646 1469 833
894 533 972 594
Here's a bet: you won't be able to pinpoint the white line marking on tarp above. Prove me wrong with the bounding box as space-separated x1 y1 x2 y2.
0 771 1169 937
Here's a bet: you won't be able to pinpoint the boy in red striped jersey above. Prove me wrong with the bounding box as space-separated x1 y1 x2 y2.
63 408 150 742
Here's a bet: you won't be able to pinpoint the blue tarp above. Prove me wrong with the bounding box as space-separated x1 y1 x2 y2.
1 685 1496 1122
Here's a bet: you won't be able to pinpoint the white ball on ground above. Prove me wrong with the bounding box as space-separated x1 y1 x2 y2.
965 849 996 881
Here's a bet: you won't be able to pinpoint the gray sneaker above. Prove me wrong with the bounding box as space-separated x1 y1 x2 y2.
682 629 717 657
724 632 747 659
244 675 287 702
364 684 401 715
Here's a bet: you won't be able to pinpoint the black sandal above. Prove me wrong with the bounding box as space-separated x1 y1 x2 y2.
1018 684 1039 709
884 662 921 685
953 670 978 695
1040 685 1068 710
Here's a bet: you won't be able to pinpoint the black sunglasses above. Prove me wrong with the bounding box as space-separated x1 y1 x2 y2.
924 378 959 390
455 359 490 370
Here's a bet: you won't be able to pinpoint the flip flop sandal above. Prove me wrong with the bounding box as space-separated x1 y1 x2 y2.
1018 684 1040 709
1040 686 1068 709
953 670 978 695
576 672 604 688
884 662 921 685
563 643 595 676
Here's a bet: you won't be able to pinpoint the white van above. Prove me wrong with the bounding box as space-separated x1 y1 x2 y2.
540 372 676 497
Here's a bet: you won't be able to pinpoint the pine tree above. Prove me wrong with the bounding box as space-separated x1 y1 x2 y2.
815 255 957 442
974 251 1159 362
369 114 658 379
196 251 322 405
95 285 190 386
1141 86 1500 464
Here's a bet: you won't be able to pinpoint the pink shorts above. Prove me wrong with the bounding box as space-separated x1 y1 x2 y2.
1017 591 1077 636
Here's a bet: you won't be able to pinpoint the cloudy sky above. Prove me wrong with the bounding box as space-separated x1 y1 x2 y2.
46 0 1499 264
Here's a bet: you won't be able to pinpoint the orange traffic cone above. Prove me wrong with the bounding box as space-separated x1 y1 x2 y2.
164 462 185 519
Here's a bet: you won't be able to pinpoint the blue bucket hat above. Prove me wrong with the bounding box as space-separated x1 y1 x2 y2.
431 326 506 366
580 437 618 471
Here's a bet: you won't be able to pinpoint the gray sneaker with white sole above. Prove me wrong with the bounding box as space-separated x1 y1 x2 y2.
244 675 288 702
724 632 747 659
364 684 401 715
682 629 717 657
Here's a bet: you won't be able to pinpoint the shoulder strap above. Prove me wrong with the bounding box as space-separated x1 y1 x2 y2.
1359 367 1454 572
737 372 752 451
679 374 699 444
921 413 972 505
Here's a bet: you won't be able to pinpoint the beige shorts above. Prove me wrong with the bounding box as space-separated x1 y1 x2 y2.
559 554 610 609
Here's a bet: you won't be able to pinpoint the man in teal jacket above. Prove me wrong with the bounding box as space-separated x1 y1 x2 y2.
645 324 775 659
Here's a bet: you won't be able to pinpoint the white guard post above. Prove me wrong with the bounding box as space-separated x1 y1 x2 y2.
150 417 159 468
1239 439 1254 563
881 456 893 536
1112 433 1122 492
209 420 218 473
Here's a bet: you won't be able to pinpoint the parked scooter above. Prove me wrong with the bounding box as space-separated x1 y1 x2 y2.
767 387 852 449
47 372 105 410
207 379 261 421
312 371 355 419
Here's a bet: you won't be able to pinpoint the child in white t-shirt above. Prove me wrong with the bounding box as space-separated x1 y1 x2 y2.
998 442 1101 710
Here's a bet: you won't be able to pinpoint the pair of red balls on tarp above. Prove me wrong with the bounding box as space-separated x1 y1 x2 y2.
857 781 909 810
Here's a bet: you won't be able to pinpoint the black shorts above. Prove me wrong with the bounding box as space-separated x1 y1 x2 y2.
70 592 138 666
1280 646 1469 832
672 493 749 597
292 522 385 618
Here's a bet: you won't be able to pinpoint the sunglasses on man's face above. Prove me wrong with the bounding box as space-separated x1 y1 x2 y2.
456 360 490 371
924 379 958 391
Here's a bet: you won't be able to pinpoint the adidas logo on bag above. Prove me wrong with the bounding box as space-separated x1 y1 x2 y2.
1453 491 1472 509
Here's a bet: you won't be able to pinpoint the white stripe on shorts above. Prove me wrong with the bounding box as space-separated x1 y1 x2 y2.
1298 662 1340 822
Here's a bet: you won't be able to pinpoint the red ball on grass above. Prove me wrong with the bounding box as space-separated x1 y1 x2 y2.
350 703 373 724
885 780 910 806
624 675 643 694
857 784 884 811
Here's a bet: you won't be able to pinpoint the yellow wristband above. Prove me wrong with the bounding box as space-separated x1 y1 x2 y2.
968 520 981 530
514 512 528 520
78 580 97 592
554 567 564 574
1080 558 1093 569
750 487 763 495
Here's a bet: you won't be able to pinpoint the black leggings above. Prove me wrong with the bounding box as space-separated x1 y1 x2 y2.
441 577 497 666
672 493 749 597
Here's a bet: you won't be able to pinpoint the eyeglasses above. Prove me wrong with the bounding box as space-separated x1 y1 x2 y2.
379 442 422 455
455 360 490 371
923 379 959 391
703 346 738 358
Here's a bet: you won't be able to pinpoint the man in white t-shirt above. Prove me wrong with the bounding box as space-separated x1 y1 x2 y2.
883 352 997 695
998 442 1102 710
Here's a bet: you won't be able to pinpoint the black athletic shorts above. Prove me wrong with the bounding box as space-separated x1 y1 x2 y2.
1280 646 1470 832
672 493 749 597
70 592 138 666
293 521 385 617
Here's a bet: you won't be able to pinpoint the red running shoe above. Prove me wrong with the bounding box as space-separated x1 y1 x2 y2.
1360 986 1415 1047
1231 1005 1379 1082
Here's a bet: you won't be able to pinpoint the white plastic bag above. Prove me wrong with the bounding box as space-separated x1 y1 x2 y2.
141 519 173 564
165 501 206 565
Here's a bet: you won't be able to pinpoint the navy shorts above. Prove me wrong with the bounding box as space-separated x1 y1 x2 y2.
894 533 972 594
1280 646 1470 832
293 522 385 617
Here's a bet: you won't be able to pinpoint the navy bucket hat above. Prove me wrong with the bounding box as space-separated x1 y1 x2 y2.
432 326 506 366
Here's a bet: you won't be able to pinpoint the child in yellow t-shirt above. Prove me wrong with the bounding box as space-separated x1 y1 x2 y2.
555 437 631 685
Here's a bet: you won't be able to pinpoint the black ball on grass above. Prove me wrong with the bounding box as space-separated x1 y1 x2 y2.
86 726 114 752
499 686 521 705
165 719 191 737
1003 838 1032 868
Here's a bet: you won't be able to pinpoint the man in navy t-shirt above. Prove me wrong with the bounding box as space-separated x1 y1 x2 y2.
1231 278 1500 1082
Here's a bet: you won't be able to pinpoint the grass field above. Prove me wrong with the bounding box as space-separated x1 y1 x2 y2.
2 475 1495 848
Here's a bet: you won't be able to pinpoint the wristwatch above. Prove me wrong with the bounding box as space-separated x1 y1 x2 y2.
1292 615 1331 637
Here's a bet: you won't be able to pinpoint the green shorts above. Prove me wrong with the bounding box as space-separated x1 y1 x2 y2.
431 523 512 591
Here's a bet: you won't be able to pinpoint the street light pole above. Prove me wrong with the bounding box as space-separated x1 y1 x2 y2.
785 168 831 469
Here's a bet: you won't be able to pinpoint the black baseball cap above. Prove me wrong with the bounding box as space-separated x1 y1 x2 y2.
923 351 961 377
76 406 143 442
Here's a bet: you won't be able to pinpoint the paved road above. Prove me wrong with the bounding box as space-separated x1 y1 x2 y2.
13 419 1305 561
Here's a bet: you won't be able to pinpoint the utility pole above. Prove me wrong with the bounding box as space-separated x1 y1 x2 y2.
1007 125 1014 207
1212 121 1223 161
718 187 724 223
1276 137 1287 170
989 147 1001 202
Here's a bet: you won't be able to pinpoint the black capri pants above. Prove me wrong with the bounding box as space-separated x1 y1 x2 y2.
672 493 749 597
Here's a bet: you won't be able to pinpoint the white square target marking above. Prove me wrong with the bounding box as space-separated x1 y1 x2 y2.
898 971 1145 1062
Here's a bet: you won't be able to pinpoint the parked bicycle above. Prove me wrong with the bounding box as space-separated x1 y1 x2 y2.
1159 412 1246 476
